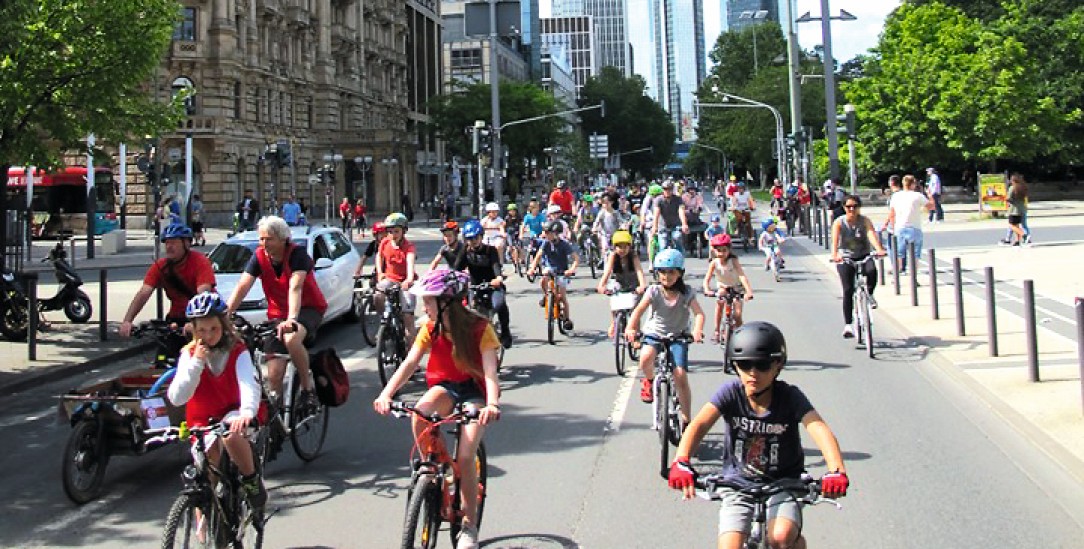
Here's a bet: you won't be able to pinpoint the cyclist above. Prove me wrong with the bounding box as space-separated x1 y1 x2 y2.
375 212 419 342
705 215 726 240
729 182 756 243
520 200 546 261
574 194 599 251
429 220 465 270
593 193 624 259
458 220 514 348
624 249 706 424
354 221 387 276
119 223 216 361
544 204 572 240
480 202 507 263
702 234 754 342
504 203 523 267
372 269 502 549
758 219 787 271
167 291 267 509
225 216 327 401
596 230 647 338
668 322 849 549
640 184 663 261
652 181 689 253
527 221 580 332
548 180 575 216
830 195 887 338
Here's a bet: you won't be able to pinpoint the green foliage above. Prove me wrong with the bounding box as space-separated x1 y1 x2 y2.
577 67 675 178
811 138 875 188
0 0 185 168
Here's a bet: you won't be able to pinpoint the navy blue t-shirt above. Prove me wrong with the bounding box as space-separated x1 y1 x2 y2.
709 379 814 480
539 238 575 272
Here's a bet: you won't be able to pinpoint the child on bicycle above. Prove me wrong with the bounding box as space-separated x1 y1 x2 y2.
527 221 580 332
668 321 849 549
757 218 787 271
596 230 647 337
167 292 267 509
702 234 754 342
373 269 502 549
705 215 726 240
624 249 705 424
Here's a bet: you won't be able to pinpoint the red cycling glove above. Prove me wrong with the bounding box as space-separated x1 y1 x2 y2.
668 459 697 490
821 471 849 497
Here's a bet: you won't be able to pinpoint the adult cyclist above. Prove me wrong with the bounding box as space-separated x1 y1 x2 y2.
120 223 216 362
225 216 327 404
729 181 756 244
652 180 689 253
458 220 514 348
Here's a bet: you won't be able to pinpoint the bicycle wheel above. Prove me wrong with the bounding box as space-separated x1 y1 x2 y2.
235 473 265 549
613 312 627 376
161 492 220 549
360 296 379 347
861 292 874 358
401 475 441 549
546 293 555 345
290 375 329 462
491 315 505 368
667 388 684 447
771 256 781 282
657 378 672 478
61 419 109 504
376 325 400 386
450 442 488 546
588 246 598 279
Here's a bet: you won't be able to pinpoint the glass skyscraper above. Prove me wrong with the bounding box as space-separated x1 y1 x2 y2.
655 0 705 140
724 0 779 32
552 0 631 76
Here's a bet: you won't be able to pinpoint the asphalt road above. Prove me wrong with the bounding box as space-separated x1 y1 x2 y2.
1 235 1082 548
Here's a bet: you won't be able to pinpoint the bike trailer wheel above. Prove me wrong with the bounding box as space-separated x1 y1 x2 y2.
61 419 110 504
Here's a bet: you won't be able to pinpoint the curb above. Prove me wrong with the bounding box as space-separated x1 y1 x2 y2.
0 340 154 397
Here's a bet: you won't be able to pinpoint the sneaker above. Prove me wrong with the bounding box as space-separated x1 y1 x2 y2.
298 389 320 416
998 239 1011 246
842 324 855 339
640 378 654 403
869 295 879 309
240 473 268 509
1011 241 1021 247
1023 235 1032 246
456 524 480 549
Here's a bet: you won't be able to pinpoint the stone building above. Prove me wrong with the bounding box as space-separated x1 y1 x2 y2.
124 0 443 228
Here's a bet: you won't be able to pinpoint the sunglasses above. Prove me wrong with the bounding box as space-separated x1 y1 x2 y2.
733 360 776 373
844 204 859 209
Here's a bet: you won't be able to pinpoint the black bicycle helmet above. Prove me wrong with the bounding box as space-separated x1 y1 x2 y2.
725 321 787 374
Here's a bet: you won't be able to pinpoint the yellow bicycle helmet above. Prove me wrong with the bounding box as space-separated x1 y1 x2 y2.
612 230 633 246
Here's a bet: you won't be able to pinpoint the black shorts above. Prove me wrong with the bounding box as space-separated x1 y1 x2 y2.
264 307 322 354
436 380 484 405
1009 214 1023 225
191 221 204 232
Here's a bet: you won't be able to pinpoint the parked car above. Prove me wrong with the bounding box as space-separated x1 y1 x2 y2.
208 225 362 327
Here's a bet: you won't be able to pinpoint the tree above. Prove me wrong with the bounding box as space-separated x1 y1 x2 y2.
577 67 675 179
0 0 184 268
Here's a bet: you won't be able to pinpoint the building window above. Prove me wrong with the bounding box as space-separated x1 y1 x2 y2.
173 8 196 41
234 82 243 120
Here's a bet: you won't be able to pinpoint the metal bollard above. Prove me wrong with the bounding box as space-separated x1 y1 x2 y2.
878 255 886 287
929 249 939 319
1024 280 1039 382
821 208 830 249
69 238 76 269
908 243 918 306
954 257 965 336
892 236 900 295
99 269 108 342
985 267 998 357
27 273 38 361
1076 298 1083 416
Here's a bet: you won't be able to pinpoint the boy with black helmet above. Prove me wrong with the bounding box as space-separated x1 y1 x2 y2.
527 221 580 331
667 321 850 548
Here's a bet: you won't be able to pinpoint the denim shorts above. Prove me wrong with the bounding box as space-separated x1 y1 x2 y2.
436 380 484 405
642 335 689 370
895 227 923 259
717 488 802 536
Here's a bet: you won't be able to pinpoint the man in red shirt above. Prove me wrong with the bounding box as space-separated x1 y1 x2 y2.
338 198 352 233
120 223 216 359
377 212 418 341
548 180 575 216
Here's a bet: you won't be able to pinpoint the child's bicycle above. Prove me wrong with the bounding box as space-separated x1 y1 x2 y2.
704 288 746 349
606 289 641 376
642 332 694 477
389 401 487 549
146 422 266 549
537 270 574 345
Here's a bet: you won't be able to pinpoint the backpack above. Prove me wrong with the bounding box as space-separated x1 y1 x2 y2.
309 347 349 407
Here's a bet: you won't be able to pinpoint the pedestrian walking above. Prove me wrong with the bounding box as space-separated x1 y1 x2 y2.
189 194 205 246
354 199 367 238
339 197 352 233
1001 173 1031 246
926 167 944 222
237 189 259 231
882 174 932 275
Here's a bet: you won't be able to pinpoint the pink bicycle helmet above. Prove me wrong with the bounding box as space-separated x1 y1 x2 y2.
710 233 732 247
410 268 470 299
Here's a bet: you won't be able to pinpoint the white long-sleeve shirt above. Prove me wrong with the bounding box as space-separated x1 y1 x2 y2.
168 343 261 419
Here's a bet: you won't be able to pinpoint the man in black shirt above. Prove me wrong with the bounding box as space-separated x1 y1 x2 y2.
458 219 513 348
652 180 689 253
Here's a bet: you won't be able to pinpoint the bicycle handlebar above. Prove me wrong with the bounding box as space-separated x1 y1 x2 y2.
143 422 229 448
131 320 185 340
389 401 481 424
694 474 832 506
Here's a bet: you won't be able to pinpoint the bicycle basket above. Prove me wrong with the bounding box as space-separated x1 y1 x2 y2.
609 292 639 311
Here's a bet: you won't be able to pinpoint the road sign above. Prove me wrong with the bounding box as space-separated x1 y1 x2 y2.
589 134 609 159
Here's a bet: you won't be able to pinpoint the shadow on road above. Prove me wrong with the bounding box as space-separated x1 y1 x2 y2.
480 533 581 548
497 362 612 392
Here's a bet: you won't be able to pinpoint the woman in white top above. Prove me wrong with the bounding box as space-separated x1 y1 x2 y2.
481 202 507 260
702 233 754 343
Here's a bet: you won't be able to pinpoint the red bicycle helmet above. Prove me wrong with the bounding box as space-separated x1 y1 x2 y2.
373 221 387 234
710 233 732 247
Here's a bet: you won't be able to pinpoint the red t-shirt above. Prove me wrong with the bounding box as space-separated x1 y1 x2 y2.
771 186 784 199
548 189 574 214
354 204 366 217
414 320 499 396
143 252 216 318
378 237 416 283
339 202 350 216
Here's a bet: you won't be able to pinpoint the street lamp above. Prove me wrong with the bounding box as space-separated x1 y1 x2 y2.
696 88 787 187
382 157 399 213
322 151 343 223
739 10 769 74
354 156 373 207
796 5 857 181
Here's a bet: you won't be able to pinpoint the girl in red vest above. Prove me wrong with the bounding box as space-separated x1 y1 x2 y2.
373 268 501 549
168 291 267 509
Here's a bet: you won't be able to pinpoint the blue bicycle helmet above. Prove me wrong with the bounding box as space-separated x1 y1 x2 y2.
762 219 776 231
462 219 483 239
185 291 227 319
710 214 721 223
653 248 685 271
161 223 194 242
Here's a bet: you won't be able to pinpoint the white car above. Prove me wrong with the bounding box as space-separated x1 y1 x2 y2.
208 225 362 327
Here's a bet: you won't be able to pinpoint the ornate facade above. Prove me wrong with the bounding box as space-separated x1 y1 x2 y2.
126 0 442 227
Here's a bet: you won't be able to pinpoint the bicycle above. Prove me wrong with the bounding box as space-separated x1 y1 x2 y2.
838 256 877 358
704 288 744 350
522 237 541 283
147 422 265 549
468 283 505 368
732 210 754 252
506 235 525 278
577 228 601 279
537 270 573 345
607 289 641 376
693 473 841 549
375 283 409 387
235 317 329 464
390 401 487 549
644 332 694 477
766 244 783 283
353 272 380 347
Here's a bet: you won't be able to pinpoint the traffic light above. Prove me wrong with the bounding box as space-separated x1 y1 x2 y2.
277 140 292 167
837 105 857 140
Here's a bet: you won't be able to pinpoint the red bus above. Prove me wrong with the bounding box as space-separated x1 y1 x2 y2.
6 166 119 237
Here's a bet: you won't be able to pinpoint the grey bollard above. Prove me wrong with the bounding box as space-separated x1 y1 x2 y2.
27 273 38 361
908 243 918 306
822 209 831 249
878 255 886 287
986 267 998 357
70 239 77 269
99 269 108 341
892 236 900 295
954 257 965 336
929 249 939 319
1024 280 1039 382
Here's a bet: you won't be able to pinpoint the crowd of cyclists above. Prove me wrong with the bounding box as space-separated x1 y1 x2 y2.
124 173 864 549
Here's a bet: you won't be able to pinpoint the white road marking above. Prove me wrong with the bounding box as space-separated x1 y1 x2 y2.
0 407 57 430
604 372 636 433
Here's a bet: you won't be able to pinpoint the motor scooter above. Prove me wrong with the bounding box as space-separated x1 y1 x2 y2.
0 243 92 341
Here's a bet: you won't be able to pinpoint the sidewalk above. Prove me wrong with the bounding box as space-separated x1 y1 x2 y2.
791 200 1084 483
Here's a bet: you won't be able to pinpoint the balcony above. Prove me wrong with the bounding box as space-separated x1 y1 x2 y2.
286 5 309 27
175 116 216 135
169 41 203 61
